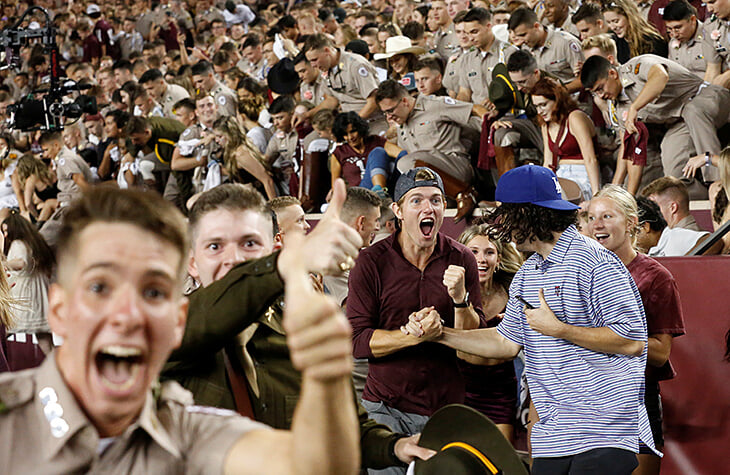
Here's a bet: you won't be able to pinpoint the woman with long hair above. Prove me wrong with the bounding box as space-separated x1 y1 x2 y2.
455 223 523 442
587 185 685 475
602 0 667 63
13 154 59 224
531 77 601 201
2 213 55 355
211 116 277 199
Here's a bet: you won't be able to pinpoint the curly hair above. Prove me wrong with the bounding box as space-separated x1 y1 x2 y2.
528 77 577 125
483 203 577 245
332 111 370 142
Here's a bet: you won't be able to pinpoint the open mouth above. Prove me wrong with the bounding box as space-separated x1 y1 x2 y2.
594 233 609 244
419 218 435 238
94 345 144 393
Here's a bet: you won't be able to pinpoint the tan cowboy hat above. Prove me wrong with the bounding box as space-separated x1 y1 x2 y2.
373 36 427 60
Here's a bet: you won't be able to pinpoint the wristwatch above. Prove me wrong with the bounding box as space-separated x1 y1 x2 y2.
705 151 712 167
453 291 470 308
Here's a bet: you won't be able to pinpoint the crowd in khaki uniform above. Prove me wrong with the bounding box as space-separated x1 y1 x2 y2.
1 0 730 473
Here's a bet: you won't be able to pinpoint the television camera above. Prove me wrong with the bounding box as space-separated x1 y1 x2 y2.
1 6 97 131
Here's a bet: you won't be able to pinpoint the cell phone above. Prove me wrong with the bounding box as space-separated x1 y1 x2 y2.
515 295 535 309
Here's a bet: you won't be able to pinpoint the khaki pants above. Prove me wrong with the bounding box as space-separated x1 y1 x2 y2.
661 85 730 192
397 150 473 184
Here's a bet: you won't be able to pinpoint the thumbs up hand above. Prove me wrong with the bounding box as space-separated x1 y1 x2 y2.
524 289 565 338
277 178 363 278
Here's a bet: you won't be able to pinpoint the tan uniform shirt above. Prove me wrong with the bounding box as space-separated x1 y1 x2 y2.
324 50 380 114
542 11 580 39
433 24 459 61
528 27 583 84
265 128 299 168
161 83 191 119
397 94 473 157
702 17 730 70
300 77 327 106
443 49 466 94
669 20 707 78
54 146 93 207
210 80 238 117
458 39 518 105
0 357 266 474
619 54 704 122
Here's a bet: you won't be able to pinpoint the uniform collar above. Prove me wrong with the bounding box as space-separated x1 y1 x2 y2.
36 356 98 461
537 26 554 51
617 62 637 89
331 50 347 74
36 356 181 461
688 19 704 46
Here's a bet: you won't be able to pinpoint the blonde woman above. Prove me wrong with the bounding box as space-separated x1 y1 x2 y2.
587 185 685 475
455 223 523 442
602 0 667 63
13 154 58 224
212 116 277 199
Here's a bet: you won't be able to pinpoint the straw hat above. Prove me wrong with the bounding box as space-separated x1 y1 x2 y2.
373 36 427 60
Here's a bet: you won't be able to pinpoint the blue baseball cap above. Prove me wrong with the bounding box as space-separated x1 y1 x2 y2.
495 164 579 210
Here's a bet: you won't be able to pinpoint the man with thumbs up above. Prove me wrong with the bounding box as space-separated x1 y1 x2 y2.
164 180 431 471
416 165 658 474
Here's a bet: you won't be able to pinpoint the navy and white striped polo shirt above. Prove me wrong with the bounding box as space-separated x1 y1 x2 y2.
497 225 660 458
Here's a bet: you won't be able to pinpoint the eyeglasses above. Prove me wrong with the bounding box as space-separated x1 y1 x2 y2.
381 100 401 116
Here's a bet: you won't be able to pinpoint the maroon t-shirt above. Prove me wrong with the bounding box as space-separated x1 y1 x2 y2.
332 135 386 187
347 232 487 416
626 253 686 382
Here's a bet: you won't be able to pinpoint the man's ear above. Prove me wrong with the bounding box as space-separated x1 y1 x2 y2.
670 201 679 215
187 249 200 283
47 283 68 339
355 214 366 232
390 201 403 221
171 296 189 350
608 68 619 80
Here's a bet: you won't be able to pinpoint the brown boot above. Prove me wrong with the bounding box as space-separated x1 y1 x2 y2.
493 145 516 177
413 160 476 223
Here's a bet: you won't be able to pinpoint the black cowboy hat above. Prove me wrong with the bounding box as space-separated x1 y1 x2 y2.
415 404 528 475
267 58 300 95
489 63 525 113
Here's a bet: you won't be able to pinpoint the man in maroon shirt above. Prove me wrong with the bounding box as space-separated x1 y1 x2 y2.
346 167 486 475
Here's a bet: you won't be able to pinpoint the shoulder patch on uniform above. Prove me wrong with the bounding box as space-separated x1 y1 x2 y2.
182 128 192 138
444 97 456 105
57 158 65 167
358 66 369 77
569 42 580 53
634 63 641 74
218 95 227 105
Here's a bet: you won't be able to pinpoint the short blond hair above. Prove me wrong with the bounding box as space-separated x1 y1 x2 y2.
581 33 617 58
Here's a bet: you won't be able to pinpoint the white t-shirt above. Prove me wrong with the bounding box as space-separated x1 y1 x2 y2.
648 226 709 257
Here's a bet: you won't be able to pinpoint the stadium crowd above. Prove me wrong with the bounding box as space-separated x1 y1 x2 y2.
0 0 729 472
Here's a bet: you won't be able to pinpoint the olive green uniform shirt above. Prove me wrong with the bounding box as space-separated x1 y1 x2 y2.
163 253 402 469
